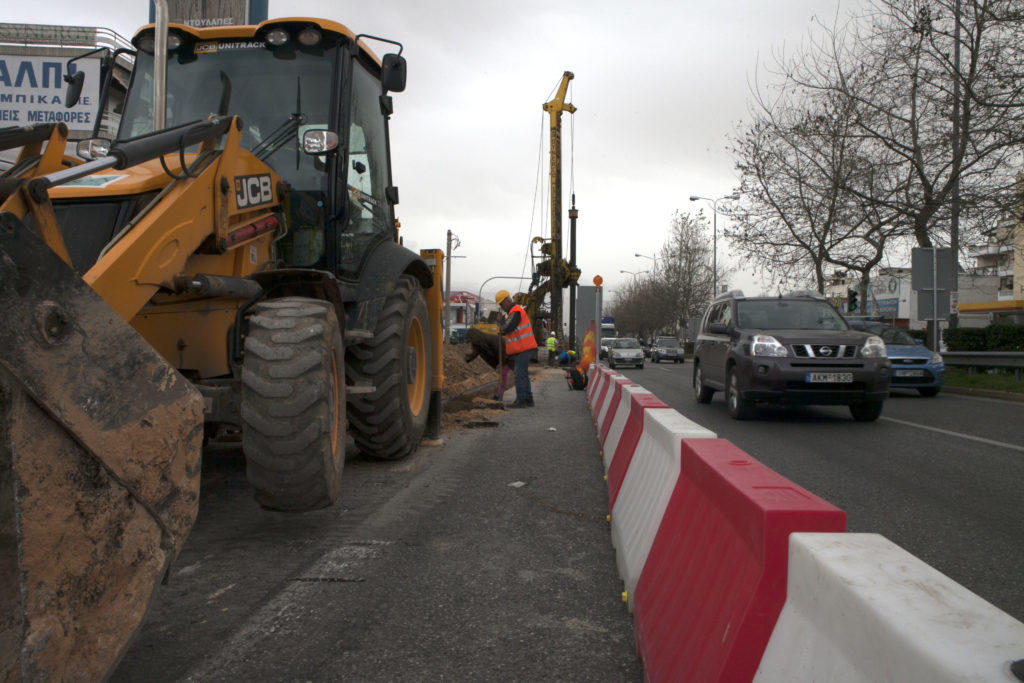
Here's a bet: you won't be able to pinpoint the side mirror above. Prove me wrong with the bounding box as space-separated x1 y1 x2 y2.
301 129 338 154
708 322 728 335
76 138 111 159
64 71 86 108
381 53 406 93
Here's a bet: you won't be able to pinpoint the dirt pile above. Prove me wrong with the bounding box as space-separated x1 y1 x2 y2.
441 343 505 434
442 342 498 399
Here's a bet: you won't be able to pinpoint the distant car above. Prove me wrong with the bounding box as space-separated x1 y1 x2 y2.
847 321 944 396
651 337 684 364
599 337 617 360
640 340 652 358
608 337 644 369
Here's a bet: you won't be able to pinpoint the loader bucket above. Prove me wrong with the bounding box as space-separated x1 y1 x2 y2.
0 212 203 680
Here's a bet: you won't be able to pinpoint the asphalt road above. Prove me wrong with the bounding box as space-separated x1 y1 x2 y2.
615 358 1024 623
112 368 641 682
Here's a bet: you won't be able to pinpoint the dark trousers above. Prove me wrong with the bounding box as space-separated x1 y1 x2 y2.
513 350 532 402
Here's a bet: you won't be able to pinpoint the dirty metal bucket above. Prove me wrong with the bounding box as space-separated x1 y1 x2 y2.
0 212 203 680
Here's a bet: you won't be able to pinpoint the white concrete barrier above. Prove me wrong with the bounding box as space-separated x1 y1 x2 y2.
601 385 652 470
594 372 626 428
756 533 1024 682
609 408 715 610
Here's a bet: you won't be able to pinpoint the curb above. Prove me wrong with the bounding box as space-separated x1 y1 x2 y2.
939 385 1024 402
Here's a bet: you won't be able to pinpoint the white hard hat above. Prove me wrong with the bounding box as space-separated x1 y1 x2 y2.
549 332 555 337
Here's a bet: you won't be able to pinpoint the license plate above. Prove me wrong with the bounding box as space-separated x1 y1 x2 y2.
806 372 853 383
894 369 925 377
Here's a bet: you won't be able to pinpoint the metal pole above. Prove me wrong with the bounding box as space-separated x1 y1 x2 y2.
153 0 168 130
595 285 603 365
712 202 718 297
933 246 939 352
444 229 452 344
569 195 578 348
949 0 962 330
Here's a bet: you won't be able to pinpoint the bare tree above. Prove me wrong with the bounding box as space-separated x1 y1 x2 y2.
609 211 717 339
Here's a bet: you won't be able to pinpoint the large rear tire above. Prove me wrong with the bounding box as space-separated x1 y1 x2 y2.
347 275 432 460
241 298 344 511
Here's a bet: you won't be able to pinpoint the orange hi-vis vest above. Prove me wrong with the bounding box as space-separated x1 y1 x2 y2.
504 304 538 355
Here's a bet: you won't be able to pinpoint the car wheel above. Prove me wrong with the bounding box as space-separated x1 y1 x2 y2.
850 400 884 421
726 367 753 420
638 363 644 370
693 363 714 404
918 387 940 397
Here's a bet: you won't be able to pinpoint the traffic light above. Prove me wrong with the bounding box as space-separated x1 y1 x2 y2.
848 288 859 313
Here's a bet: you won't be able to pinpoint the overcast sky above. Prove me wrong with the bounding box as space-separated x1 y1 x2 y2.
10 0 850 302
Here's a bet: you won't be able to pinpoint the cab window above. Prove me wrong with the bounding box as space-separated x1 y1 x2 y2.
338 61 392 278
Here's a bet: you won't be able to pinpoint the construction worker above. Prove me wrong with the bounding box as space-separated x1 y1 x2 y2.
546 332 558 367
496 290 538 408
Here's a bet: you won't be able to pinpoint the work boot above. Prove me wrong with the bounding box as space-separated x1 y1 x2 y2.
525 397 535 407
508 400 529 409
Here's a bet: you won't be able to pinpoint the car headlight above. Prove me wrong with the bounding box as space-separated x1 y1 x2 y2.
752 335 787 357
861 335 886 358
931 352 944 365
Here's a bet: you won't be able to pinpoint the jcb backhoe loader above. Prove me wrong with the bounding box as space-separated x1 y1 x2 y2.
0 17 442 680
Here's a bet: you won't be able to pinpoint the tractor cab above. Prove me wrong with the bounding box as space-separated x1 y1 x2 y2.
104 19 406 279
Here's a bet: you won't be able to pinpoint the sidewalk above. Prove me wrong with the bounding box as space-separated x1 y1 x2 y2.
353 366 642 679
164 366 644 681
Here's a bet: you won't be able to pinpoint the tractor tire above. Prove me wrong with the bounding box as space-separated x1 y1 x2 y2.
241 297 344 511
347 275 432 460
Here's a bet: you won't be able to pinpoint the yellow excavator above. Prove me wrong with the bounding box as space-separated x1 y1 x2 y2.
0 15 442 680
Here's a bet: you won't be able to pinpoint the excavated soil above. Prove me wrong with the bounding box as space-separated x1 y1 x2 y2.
441 342 505 434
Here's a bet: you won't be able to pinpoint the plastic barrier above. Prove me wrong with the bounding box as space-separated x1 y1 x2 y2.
609 409 715 607
586 363 603 402
593 370 624 428
755 533 1024 682
589 367 614 418
598 376 635 445
604 391 669 504
601 386 663 471
631 438 846 682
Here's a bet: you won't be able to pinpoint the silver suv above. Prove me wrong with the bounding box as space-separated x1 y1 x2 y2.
692 291 891 421
651 337 684 363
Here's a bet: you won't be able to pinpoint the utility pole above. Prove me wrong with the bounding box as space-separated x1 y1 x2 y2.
543 71 576 344
444 229 454 344
949 0 962 330
568 194 578 347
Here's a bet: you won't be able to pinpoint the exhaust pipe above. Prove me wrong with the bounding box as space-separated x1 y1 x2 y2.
154 0 168 130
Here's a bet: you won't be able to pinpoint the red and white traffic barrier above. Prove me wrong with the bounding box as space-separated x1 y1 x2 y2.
631 438 845 681
582 371 1024 682
755 533 1024 682
609 409 715 609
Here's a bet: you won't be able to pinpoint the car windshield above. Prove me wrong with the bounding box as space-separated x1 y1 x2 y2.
613 338 640 349
854 324 916 345
735 300 848 330
656 339 679 347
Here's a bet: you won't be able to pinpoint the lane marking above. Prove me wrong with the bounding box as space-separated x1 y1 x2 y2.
880 416 1024 453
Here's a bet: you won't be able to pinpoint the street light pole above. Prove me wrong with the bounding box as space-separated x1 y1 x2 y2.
634 252 659 274
689 193 739 297
619 269 649 281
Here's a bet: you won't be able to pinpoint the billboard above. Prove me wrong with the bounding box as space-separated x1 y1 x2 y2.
149 0 268 27
0 56 101 132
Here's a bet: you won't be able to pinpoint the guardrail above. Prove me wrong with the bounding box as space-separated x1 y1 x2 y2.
941 351 1024 380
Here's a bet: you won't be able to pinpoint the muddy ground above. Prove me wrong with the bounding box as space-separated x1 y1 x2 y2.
440 342 551 434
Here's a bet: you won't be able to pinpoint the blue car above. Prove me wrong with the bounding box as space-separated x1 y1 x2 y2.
847 322 944 397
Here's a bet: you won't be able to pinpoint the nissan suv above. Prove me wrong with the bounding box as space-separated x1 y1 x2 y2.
651 337 684 363
692 291 891 421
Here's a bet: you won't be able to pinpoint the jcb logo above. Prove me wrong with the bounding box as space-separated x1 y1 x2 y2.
234 174 273 209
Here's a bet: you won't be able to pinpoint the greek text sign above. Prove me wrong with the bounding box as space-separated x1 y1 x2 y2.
0 56 101 132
